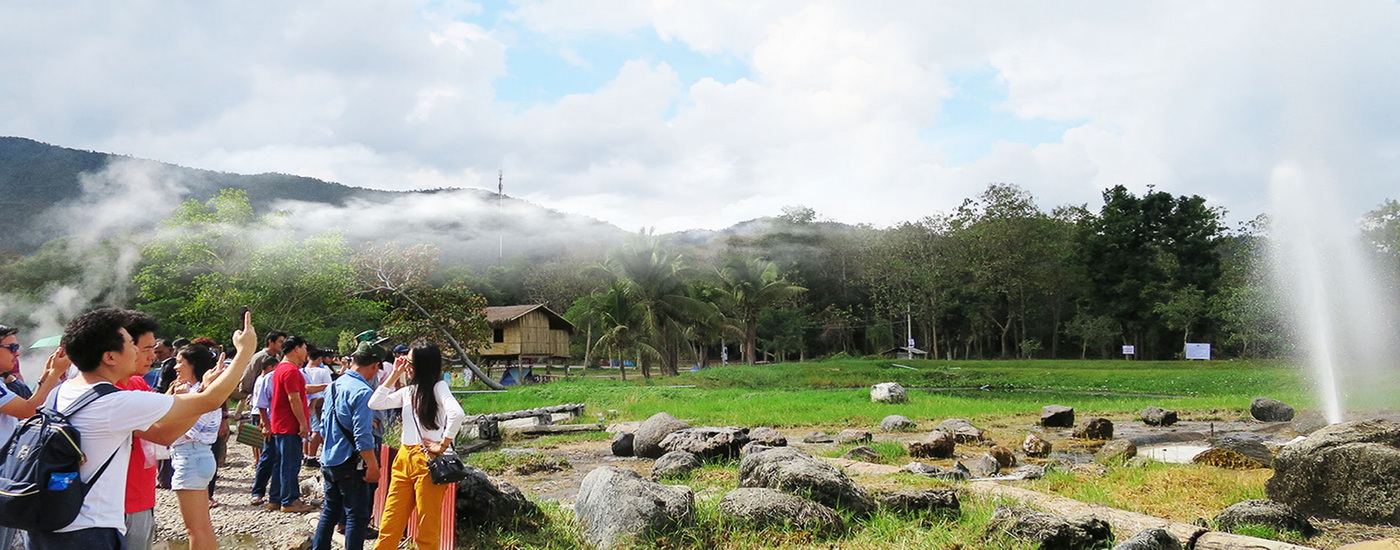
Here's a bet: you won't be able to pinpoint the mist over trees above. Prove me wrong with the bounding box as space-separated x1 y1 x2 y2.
8 176 1400 369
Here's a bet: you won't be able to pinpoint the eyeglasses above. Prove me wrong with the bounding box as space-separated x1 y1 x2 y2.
0 344 19 354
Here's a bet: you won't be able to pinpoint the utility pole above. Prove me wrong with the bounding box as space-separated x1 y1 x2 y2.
497 169 503 263
906 303 913 349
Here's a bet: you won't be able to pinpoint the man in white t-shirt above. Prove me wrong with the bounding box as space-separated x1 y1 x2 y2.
300 349 333 467
30 308 256 550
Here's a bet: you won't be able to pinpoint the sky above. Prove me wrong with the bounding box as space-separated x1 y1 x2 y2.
4 1 1400 233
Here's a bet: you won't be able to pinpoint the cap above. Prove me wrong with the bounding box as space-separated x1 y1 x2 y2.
353 341 387 362
354 330 390 346
392 345 410 354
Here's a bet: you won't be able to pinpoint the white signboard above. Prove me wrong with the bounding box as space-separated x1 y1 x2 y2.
907 338 916 347
1122 345 1136 355
1185 343 1212 360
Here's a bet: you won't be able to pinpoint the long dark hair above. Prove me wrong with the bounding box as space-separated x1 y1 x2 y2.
410 345 442 431
179 344 217 383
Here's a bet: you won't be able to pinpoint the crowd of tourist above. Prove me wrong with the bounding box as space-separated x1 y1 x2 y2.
0 309 466 550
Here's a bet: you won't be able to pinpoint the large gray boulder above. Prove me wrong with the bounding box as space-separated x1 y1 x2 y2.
937 418 986 443
718 487 845 536
659 426 750 459
908 430 956 458
738 447 876 515
1074 417 1114 440
632 412 692 459
965 454 1001 477
610 432 634 457
1214 499 1316 537
1113 528 1182 550
575 466 694 549
1096 439 1138 464
880 414 917 431
454 466 542 528
652 451 703 480
877 489 960 515
1265 418 1400 524
1251 397 1296 422
1042 405 1076 428
871 382 908 403
836 429 872 444
989 505 1113 550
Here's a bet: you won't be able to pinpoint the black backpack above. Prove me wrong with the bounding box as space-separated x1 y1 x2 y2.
0 383 120 531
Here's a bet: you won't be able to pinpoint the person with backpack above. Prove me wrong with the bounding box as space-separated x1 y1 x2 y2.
310 343 383 550
22 308 256 550
0 324 70 550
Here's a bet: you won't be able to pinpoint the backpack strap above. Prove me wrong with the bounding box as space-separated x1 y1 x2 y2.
58 383 120 418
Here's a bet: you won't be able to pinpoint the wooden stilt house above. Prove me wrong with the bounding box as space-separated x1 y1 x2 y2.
478 304 575 383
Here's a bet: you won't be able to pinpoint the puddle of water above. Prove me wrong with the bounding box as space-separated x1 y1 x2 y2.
1138 444 1210 464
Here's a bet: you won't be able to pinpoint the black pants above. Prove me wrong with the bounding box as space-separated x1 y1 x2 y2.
30 527 126 550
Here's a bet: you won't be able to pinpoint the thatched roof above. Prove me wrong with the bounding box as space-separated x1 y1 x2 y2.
483 304 575 333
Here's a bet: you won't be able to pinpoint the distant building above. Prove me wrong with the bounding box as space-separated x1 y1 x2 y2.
478 305 575 369
881 346 927 360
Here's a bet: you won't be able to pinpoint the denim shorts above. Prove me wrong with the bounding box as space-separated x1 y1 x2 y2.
170 442 215 491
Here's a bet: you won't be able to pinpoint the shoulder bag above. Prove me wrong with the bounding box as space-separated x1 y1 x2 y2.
411 391 468 485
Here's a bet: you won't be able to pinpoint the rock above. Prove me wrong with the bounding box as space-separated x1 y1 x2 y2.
738 447 876 515
272 526 314 550
988 505 1113 550
1192 448 1266 469
1207 433 1275 467
965 454 1001 477
1214 499 1316 537
632 412 692 459
1113 527 1182 550
803 431 837 443
880 414 917 432
1074 418 1114 440
1265 418 1400 524
749 426 787 446
742 442 779 456
610 432 634 457
837 429 873 444
719 487 845 536
1141 407 1179 427
1023 433 1053 457
989 445 1016 468
908 430 956 459
905 461 941 476
1012 464 1046 480
1096 439 1138 464
871 382 908 403
841 445 881 462
575 466 694 549
1041 405 1076 428
652 451 703 480
298 477 323 503
1251 397 1296 422
659 426 750 459
937 418 985 443
455 466 542 528
940 461 972 481
878 489 960 515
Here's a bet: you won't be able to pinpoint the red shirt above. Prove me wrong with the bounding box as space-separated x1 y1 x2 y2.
116 375 157 514
269 362 308 435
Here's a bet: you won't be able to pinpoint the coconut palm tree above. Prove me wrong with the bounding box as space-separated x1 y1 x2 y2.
715 257 807 365
599 232 711 376
566 280 656 379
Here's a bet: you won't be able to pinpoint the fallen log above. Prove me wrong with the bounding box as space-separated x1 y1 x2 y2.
511 423 603 436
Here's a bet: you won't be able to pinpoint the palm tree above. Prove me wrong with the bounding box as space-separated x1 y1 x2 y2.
600 232 710 376
716 257 807 365
566 280 656 379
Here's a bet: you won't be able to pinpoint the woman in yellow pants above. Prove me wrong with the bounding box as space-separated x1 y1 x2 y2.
368 344 466 550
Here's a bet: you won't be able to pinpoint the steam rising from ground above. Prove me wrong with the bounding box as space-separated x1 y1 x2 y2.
3 158 627 379
1269 162 1400 422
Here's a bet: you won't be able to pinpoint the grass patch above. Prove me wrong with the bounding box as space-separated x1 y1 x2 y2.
1021 462 1270 522
820 441 910 465
468 450 573 476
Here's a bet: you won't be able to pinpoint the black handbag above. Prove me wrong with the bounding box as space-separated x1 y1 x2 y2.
412 392 469 485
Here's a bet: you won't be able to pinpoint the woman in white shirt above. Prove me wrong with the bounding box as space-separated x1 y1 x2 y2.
368 344 465 550
167 344 227 550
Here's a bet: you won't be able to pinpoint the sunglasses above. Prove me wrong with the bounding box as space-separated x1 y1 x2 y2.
0 344 19 354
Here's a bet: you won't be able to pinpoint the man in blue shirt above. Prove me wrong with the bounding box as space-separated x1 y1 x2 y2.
312 343 383 550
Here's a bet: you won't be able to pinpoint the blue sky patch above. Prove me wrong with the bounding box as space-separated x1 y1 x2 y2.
919 66 1084 166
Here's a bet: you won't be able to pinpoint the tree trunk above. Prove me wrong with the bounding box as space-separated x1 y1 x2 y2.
395 288 504 390
744 319 758 365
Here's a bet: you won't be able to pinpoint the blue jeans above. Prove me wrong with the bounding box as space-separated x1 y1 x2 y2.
269 433 303 505
313 467 371 550
252 438 278 498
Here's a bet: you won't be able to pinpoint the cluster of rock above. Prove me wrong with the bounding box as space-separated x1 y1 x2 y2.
1265 418 1400 525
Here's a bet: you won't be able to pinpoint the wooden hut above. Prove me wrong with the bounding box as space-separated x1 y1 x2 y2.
478 305 575 381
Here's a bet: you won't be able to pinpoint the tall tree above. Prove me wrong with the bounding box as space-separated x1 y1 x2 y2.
714 257 806 365
599 232 708 376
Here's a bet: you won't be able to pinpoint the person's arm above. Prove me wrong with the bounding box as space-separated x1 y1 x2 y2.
153 312 256 426
287 391 309 437
0 350 68 419
349 388 380 482
305 383 328 394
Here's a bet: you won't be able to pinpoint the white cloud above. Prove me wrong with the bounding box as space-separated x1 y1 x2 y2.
5 1 1400 236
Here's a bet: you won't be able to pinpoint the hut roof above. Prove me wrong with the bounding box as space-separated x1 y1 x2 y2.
483 304 575 333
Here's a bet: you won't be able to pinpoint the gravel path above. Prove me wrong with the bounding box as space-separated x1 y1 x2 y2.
152 441 321 549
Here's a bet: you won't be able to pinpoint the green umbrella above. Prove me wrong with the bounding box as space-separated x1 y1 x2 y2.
29 335 62 349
